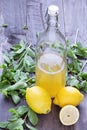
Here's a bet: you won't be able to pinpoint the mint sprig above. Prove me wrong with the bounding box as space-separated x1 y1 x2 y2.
67 41 87 91
0 105 38 130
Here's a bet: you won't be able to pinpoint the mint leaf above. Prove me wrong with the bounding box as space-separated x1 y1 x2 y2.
67 76 79 87
25 123 37 130
78 72 87 80
81 80 87 92
14 40 25 54
13 125 24 130
11 91 20 104
23 25 28 30
2 23 8 28
4 80 27 91
26 47 35 58
16 105 28 117
74 42 87 58
0 80 10 90
4 53 11 64
28 107 38 126
9 108 19 122
0 122 8 128
23 55 35 72
7 118 24 130
68 59 82 74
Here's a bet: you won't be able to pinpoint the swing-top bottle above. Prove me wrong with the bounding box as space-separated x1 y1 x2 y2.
36 5 67 98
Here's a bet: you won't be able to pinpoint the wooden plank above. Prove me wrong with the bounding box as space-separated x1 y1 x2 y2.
64 0 87 46
63 2 87 130
26 0 44 44
74 93 87 130
1 0 26 44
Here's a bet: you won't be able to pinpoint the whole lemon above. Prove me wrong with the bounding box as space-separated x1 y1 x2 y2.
53 86 84 107
26 86 52 114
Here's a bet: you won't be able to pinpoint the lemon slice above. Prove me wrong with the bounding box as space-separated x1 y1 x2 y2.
59 105 79 126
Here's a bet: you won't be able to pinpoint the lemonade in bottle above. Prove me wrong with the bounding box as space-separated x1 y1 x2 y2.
36 5 67 98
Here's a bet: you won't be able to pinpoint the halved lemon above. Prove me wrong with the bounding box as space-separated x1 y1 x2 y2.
59 105 79 126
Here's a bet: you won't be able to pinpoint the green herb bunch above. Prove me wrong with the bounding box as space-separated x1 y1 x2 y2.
0 40 38 130
0 40 36 103
0 105 38 130
0 40 87 130
67 40 87 92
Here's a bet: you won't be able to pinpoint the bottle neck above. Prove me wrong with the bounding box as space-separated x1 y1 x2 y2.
46 14 58 31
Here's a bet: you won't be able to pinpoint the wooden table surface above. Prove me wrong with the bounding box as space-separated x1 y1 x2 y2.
0 0 87 130
0 93 87 130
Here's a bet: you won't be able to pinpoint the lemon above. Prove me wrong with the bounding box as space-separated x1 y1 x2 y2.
59 105 79 126
53 86 84 107
26 86 52 114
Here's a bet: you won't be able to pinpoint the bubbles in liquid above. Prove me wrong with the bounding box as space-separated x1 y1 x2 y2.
38 53 65 74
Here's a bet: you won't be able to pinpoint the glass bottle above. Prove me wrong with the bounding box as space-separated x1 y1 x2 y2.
36 5 67 98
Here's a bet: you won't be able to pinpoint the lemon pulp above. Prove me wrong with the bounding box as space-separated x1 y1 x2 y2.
59 105 79 126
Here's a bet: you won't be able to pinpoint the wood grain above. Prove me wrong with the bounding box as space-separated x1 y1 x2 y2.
0 0 87 130
64 0 87 46
1 0 26 44
1 0 87 46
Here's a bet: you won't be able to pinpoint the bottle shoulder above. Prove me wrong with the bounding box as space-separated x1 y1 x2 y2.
37 29 66 46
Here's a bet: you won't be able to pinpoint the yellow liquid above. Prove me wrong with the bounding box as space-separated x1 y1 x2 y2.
36 53 66 98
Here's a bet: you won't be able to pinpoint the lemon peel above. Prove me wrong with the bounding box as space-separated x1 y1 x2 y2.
53 86 84 107
26 86 52 114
